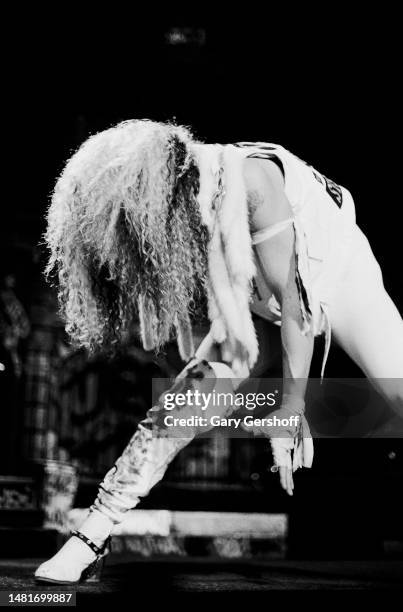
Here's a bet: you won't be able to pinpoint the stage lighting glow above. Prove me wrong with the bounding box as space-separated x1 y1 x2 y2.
165 27 206 46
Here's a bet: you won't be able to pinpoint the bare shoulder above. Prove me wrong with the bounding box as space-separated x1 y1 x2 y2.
243 156 285 194
243 157 293 231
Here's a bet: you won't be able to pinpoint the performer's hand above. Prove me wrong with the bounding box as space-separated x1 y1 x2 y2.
244 405 301 496
278 465 294 496
270 435 295 496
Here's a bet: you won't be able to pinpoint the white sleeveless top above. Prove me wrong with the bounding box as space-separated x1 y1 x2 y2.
234 142 357 378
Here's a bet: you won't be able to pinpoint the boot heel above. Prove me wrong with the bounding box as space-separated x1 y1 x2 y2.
83 555 107 583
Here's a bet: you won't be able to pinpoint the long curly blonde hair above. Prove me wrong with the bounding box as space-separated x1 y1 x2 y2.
45 119 209 355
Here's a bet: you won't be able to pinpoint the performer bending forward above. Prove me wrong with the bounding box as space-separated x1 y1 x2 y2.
36 120 403 584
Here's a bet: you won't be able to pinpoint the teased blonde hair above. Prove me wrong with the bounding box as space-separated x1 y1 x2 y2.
45 119 208 356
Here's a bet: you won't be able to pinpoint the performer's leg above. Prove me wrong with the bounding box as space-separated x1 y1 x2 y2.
34 359 243 583
329 224 403 408
33 362 207 582
90 411 188 525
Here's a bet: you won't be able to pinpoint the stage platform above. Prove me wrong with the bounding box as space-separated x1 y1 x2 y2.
0 558 402 594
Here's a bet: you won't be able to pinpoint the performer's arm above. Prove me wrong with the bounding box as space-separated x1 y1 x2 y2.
264 226 314 393
253 222 314 494
245 156 314 393
245 158 314 494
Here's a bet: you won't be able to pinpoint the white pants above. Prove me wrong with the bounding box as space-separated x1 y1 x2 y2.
329 224 403 404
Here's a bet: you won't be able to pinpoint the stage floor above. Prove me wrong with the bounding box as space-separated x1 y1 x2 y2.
0 558 402 595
